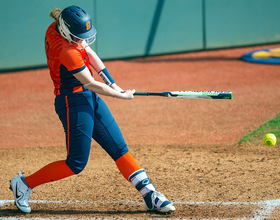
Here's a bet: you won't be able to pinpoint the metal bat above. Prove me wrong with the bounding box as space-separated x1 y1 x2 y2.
134 91 232 100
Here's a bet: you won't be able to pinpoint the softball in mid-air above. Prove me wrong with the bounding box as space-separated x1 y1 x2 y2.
263 133 277 147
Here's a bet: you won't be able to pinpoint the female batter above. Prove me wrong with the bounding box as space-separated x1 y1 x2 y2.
10 5 175 214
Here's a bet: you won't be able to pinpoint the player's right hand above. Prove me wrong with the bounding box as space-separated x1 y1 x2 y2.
121 89 135 100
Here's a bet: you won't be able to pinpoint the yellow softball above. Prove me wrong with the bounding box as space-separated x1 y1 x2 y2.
263 133 277 147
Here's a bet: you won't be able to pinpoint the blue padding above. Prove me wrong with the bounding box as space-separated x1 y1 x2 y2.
135 178 151 191
241 48 280 65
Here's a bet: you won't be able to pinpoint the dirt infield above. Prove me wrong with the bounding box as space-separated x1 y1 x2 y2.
1 45 280 219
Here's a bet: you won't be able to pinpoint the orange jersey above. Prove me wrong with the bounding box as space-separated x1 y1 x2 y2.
45 22 91 95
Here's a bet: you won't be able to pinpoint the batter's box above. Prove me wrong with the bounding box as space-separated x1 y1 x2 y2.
1 199 280 219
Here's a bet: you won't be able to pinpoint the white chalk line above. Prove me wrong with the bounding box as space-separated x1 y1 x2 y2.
1 199 280 220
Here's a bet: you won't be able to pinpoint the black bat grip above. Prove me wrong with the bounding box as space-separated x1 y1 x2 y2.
134 92 150 96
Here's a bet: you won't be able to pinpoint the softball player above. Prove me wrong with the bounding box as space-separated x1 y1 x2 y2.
10 5 175 213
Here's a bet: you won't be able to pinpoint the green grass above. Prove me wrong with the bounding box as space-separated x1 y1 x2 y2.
238 113 280 144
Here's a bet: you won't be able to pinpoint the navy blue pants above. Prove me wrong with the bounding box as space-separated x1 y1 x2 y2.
55 89 128 174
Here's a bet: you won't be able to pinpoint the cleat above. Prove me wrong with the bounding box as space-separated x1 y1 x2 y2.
10 172 33 213
145 191 175 213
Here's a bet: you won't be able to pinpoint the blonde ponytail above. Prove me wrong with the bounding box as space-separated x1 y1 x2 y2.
49 8 61 22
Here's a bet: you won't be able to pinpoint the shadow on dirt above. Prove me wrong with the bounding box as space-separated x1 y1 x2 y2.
128 56 240 63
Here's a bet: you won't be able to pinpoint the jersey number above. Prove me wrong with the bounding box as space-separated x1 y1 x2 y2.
45 37 49 60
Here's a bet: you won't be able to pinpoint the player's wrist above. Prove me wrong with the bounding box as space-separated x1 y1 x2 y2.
111 83 124 92
98 68 115 86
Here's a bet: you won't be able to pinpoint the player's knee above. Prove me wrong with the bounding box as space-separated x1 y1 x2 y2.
112 145 129 161
66 157 88 174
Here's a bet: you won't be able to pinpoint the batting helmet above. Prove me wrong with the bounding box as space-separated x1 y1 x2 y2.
58 5 96 46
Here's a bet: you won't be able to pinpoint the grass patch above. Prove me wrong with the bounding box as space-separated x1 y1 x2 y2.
238 113 280 144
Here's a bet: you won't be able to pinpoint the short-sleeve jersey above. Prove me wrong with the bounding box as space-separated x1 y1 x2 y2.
45 22 91 95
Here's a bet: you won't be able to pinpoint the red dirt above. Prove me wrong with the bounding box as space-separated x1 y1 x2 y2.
1 45 280 148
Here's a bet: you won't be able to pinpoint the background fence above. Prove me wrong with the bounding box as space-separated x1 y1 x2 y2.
1 0 280 71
